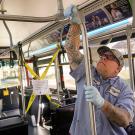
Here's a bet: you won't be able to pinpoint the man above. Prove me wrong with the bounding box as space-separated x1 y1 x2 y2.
64 6 135 135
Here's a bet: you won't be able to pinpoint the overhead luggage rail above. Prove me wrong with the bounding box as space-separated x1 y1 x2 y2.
0 14 62 22
89 26 135 43
23 24 135 58
21 20 69 46
79 0 117 14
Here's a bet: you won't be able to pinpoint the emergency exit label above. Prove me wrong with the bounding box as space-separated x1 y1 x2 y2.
32 80 48 95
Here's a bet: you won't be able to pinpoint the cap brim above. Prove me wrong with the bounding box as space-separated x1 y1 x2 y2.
97 46 111 55
97 46 123 67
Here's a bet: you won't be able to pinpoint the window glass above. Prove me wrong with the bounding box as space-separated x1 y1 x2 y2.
118 58 130 85
0 63 19 88
63 65 76 90
61 53 76 90
0 62 20 118
39 65 56 89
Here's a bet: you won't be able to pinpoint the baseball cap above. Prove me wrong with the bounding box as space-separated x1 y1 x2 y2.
97 46 124 67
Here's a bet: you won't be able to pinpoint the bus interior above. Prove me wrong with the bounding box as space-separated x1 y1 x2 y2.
0 0 135 135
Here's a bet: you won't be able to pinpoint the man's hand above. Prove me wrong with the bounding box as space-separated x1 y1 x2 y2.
64 5 82 24
84 85 104 108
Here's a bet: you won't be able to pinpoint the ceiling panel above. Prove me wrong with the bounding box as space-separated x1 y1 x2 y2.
0 0 89 47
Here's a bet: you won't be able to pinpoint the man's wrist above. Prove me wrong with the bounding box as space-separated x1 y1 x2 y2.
97 97 105 108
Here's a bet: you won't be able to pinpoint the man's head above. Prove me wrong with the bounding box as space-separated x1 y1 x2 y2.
96 46 124 79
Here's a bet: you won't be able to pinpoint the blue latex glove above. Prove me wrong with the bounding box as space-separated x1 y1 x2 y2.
64 5 81 24
84 85 105 108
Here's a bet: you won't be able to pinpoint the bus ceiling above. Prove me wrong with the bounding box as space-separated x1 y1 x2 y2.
0 0 134 58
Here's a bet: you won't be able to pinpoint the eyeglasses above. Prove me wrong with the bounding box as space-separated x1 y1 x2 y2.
99 53 120 66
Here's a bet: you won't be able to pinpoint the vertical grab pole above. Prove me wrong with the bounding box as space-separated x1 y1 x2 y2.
55 54 62 102
129 0 135 27
80 22 97 135
18 43 26 117
37 95 42 126
19 65 26 116
57 0 64 20
126 25 135 91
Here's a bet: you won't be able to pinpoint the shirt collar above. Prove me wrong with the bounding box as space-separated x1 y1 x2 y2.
93 68 119 85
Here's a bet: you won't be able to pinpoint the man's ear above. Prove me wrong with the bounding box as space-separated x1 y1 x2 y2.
117 66 122 73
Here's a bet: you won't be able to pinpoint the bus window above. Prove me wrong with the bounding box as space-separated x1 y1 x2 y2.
0 63 19 88
61 53 76 90
39 65 57 89
63 64 76 90
118 58 130 85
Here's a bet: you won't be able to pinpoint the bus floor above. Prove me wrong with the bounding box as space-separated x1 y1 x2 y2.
1 109 50 135
29 125 50 135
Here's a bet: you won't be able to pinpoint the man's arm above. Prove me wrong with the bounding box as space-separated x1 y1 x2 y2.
64 24 84 70
102 100 131 127
85 85 132 127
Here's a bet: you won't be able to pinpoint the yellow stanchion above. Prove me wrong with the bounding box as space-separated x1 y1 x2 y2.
24 63 40 80
40 47 60 80
3 87 9 96
46 95 61 108
25 93 36 113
